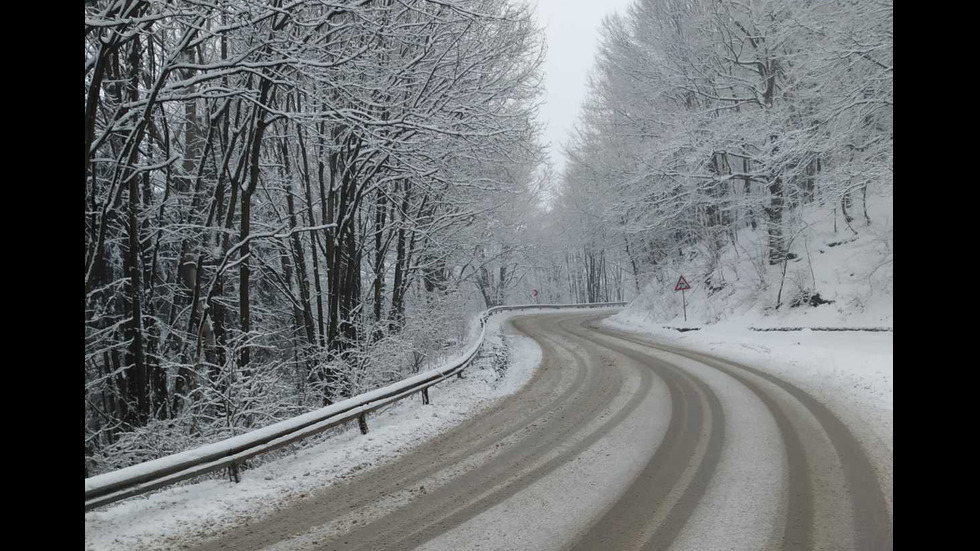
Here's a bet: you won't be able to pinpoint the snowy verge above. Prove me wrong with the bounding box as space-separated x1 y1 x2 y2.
84 312 543 551
617 191 893 329
600 315 893 515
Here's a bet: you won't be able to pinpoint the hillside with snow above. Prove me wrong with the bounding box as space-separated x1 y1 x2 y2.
611 190 893 330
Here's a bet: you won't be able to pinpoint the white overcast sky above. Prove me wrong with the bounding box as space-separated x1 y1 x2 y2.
532 0 635 177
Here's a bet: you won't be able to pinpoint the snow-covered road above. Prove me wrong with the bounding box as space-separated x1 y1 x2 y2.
169 311 891 551
87 311 892 550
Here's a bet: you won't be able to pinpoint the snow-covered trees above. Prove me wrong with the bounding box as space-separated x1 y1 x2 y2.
85 0 545 474
549 0 892 305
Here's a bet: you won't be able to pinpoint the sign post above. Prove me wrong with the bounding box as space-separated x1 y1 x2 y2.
674 275 691 322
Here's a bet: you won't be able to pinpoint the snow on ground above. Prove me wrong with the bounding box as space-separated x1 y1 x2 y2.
83 300 892 551
621 190 893 329
84 312 543 551
605 188 893 514
601 315 893 517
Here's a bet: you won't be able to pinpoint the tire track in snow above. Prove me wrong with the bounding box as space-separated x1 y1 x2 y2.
187 312 891 551
592 321 892 551
559 317 725 551
325 314 648 551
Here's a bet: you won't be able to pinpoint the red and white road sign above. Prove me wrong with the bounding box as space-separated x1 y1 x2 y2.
674 275 691 291
532 289 538 298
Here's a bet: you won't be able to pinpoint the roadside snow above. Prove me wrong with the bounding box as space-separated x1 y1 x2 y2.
84 312 543 551
603 190 894 521
618 191 893 329
601 316 893 517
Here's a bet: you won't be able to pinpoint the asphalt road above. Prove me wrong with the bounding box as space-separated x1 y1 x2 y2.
188 312 892 551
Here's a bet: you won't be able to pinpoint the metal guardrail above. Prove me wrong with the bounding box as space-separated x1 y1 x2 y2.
84 301 625 511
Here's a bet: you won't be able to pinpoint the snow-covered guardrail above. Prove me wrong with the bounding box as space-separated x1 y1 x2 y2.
84 301 625 512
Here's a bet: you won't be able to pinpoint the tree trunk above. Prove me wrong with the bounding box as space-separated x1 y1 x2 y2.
766 175 785 265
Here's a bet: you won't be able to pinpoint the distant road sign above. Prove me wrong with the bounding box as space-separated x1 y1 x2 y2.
674 275 691 291
674 276 691 321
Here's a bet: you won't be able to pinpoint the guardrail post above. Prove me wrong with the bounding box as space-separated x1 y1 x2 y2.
422 388 430 405
228 461 240 484
358 413 369 435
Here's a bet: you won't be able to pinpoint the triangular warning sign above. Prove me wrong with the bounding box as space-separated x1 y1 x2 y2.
674 275 691 291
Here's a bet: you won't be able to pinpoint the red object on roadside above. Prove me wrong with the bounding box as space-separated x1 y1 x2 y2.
674 276 691 291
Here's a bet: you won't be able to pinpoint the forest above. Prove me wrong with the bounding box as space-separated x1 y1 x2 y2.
548 0 892 305
85 0 892 476
84 0 546 475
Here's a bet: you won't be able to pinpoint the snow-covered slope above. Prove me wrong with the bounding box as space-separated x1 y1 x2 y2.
614 190 893 329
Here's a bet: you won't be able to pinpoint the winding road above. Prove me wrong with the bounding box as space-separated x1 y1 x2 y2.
188 311 893 551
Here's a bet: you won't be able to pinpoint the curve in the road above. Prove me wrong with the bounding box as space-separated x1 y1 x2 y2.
564 318 810 550
190 314 637 551
585 318 892 551
184 312 892 551
560 316 726 551
327 315 651 551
